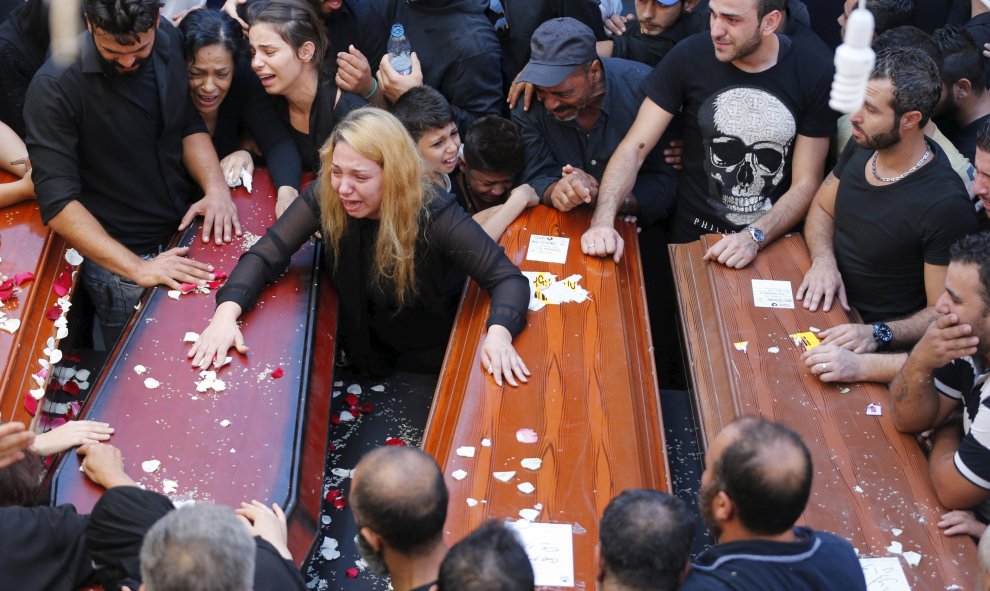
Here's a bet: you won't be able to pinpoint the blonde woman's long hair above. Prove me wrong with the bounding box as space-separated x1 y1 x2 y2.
318 107 433 307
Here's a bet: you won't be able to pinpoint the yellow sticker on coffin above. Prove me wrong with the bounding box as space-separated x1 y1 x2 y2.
790 331 821 350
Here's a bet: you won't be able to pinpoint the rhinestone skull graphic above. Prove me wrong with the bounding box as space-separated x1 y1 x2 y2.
699 87 796 226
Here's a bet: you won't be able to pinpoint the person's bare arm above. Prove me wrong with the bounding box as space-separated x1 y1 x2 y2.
582 99 673 262
0 422 34 469
472 185 540 241
795 170 848 312
704 135 828 268
929 418 990 509
180 132 241 244
803 345 907 383
49 201 215 288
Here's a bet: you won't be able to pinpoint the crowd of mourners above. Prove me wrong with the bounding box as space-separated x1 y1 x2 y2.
6 0 990 588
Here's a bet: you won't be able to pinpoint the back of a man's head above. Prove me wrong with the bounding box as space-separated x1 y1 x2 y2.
866 0 914 37
83 0 160 40
140 504 255 591
873 26 942 74
934 25 987 91
713 417 812 536
351 446 449 555
437 520 534 591
463 115 524 178
598 489 694 591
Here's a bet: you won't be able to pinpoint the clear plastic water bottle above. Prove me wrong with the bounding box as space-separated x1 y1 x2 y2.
387 24 413 75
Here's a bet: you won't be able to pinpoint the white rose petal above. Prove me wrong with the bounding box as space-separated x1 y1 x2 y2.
48 349 62 365
167 290 181 300
455 446 476 458
339 410 355 422
902 551 921 567
56 326 68 339
212 380 226 392
65 248 84 266
1 318 21 334
886 541 903 554
76 381 89 390
481 438 491 447
182 332 199 343
331 467 354 479
320 537 341 561
891 528 902 537
493 471 516 482
517 482 535 494
134 365 147 375
162 479 178 494
371 385 385 392
29 387 45 400
768 346 780 353
54 316 68 329
466 498 479 507
346 384 362 395
141 459 161 473
219 419 231 427
333 380 343 387
144 378 160 389
451 469 468 481
518 509 540 521
520 458 542 470
31 374 44 387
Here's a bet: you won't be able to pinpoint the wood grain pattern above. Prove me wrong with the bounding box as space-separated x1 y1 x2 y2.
49 170 337 564
0 170 76 425
670 233 977 590
424 206 669 590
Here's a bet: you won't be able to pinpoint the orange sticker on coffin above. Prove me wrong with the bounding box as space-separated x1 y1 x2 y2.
790 332 821 350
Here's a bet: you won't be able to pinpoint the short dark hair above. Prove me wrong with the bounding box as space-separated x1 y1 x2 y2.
599 490 694 591
83 0 161 44
873 26 942 75
871 46 942 126
933 25 987 92
756 0 785 21
462 115 525 177
392 86 455 143
977 119 990 155
713 417 812 536
950 232 990 309
866 0 914 36
0 449 42 507
179 9 245 63
438 521 534 591
351 447 449 554
246 0 328 67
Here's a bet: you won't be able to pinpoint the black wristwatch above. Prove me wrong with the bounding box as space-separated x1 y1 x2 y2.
872 322 893 350
744 226 766 249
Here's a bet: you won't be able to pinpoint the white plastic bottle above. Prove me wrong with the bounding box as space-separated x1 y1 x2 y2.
387 24 413 75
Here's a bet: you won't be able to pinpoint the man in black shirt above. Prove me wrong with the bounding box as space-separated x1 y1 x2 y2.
595 0 707 67
798 47 976 385
934 25 990 162
24 0 240 346
583 0 834 265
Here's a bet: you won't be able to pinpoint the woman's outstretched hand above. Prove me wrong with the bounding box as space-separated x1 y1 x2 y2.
480 325 530 387
187 302 248 369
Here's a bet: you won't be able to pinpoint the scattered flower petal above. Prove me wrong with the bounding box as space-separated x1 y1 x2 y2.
0 318 20 334
182 332 199 343
339 410 355 422
162 479 178 494
358 402 375 414
767 346 780 354
56 326 68 339
886 541 903 554
29 387 44 400
325 489 342 502
839 387 850 394
13 272 34 286
333 380 343 387
270 367 284 379
61 381 80 397
853 485 864 493
517 482 535 494
64 248 83 266
518 508 540 521
45 305 62 321
330 468 353 479
23 392 38 415
346 384 361 395
515 429 538 444
320 537 340 561
179 283 197 294
493 471 516 482
371 384 385 392
343 393 358 406
134 365 147 375
456 446 476 458
481 438 491 447
902 551 921 567
520 458 542 470
141 459 161 473
466 498 479 507
48 348 62 365
75 369 90 382
385 438 406 446
167 290 181 300
333 495 347 510
891 528 902 537
452 469 468 481
53 268 72 297
144 377 160 389
345 568 359 579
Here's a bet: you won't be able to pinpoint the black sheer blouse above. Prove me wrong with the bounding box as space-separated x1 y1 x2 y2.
217 184 529 375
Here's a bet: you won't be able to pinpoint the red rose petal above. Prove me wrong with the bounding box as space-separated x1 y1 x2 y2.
359 402 374 414
330 414 340 426
53 268 72 297
0 288 14 302
325 488 341 502
385 438 406 446
13 272 34 286
213 271 228 281
345 568 359 579
45 305 62 321
206 281 223 290
328 441 335 452
179 283 197 294
23 393 37 416
0 279 14 291
67 401 81 419
61 380 80 397
343 393 358 407
67 353 82 364
271 367 284 379
51 417 67 429
348 404 361 417
332 495 347 510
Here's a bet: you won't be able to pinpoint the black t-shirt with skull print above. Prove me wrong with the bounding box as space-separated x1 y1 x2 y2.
642 32 836 242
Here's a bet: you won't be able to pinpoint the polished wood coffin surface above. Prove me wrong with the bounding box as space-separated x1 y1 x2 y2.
670 233 976 590
51 170 337 563
0 170 75 425
424 206 669 589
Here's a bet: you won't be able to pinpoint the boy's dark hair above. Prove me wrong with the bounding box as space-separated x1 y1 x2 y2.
599 489 695 591
392 86 455 142
83 0 161 44
462 115 525 178
438 520 534 591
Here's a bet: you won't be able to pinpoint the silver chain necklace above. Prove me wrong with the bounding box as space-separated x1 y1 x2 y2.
871 143 931 183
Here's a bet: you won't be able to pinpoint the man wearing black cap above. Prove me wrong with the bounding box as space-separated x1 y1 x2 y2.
582 0 835 267
511 17 677 231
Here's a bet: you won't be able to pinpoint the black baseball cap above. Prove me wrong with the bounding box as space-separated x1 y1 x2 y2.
517 17 598 88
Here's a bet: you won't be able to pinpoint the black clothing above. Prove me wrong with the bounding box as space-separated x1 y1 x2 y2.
951 113 990 163
274 73 365 172
514 57 677 227
832 138 977 323
217 185 529 376
643 32 836 242
86 486 175 590
408 582 437 591
0 0 20 23
967 12 990 89
0 0 63 136
323 0 387 68
679 527 867 591
499 0 606 82
25 21 207 254
389 0 503 133
0 504 94 591
255 537 307 591
215 56 301 190
610 10 706 68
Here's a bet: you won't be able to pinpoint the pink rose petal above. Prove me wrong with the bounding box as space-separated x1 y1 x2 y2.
13 272 34 286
